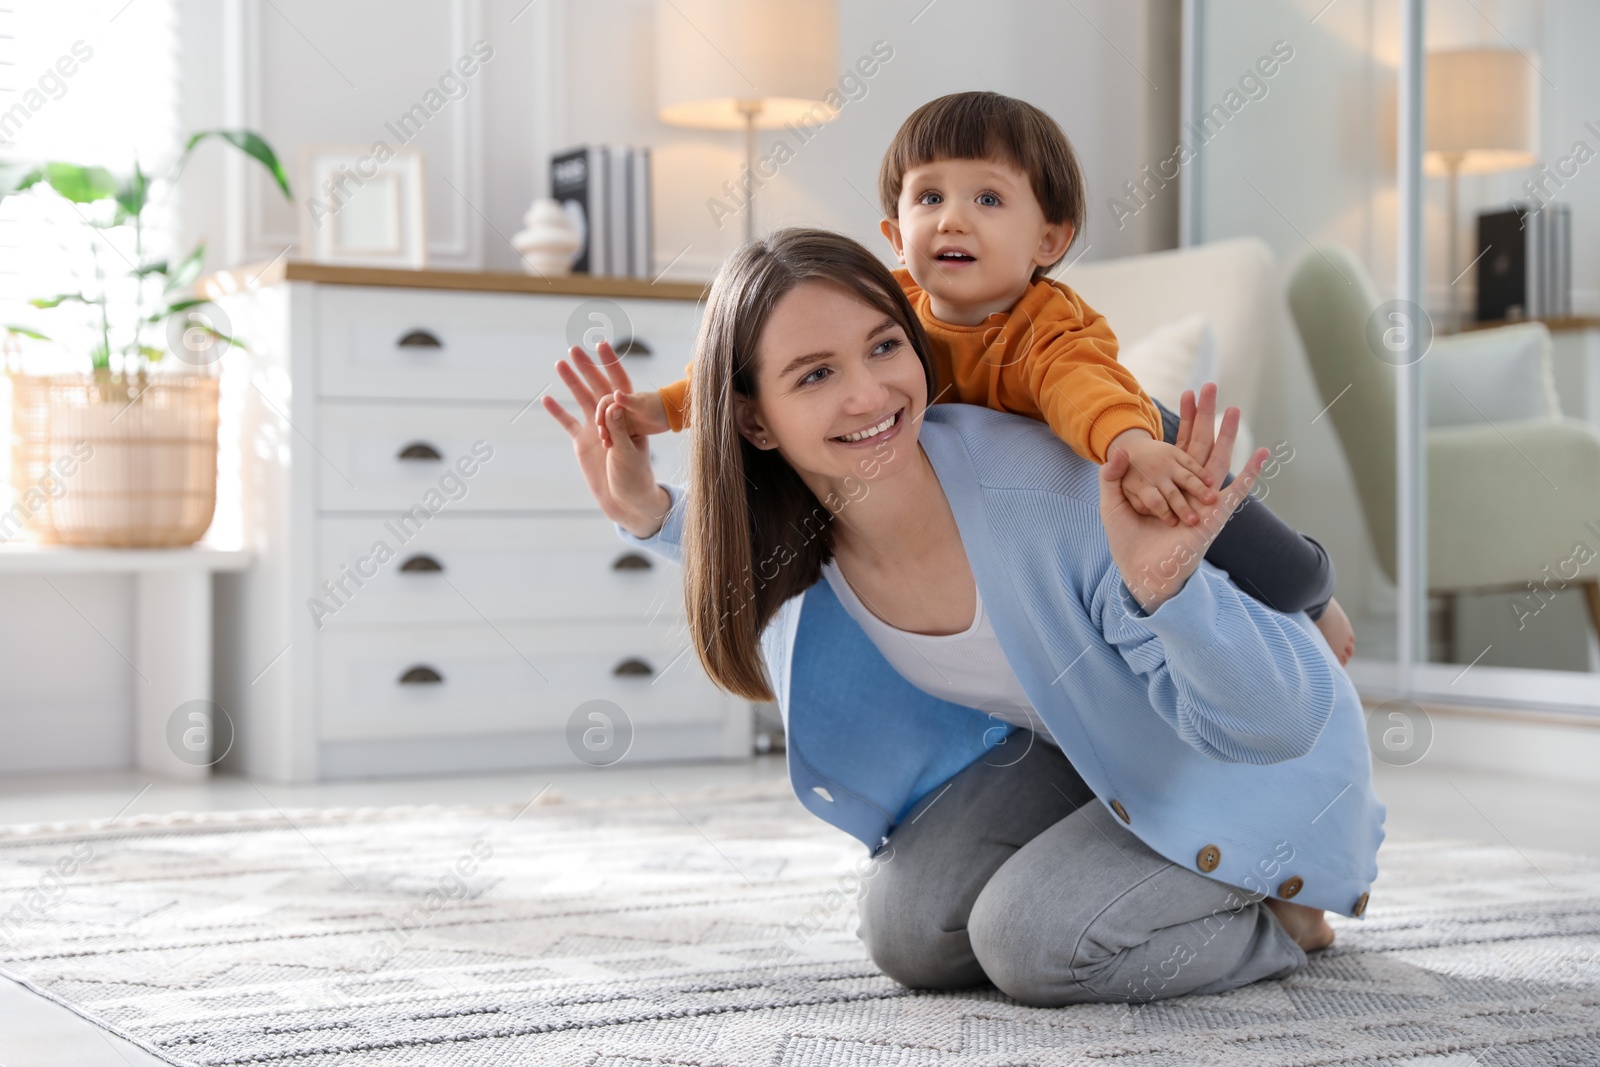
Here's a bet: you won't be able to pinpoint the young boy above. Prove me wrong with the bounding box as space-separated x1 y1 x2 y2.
604 91 1354 664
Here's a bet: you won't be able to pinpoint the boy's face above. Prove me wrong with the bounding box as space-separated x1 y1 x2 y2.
880 156 1073 321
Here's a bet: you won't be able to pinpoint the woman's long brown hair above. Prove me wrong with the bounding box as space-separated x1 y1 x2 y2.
681 228 938 702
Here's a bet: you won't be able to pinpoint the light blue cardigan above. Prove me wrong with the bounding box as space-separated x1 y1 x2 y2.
618 404 1386 919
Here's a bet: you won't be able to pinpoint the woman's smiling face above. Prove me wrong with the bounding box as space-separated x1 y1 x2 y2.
735 278 928 494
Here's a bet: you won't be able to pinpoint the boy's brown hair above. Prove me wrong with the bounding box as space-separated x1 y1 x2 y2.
878 91 1087 279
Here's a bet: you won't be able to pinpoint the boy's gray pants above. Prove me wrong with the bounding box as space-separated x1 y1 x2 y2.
855 735 1308 1008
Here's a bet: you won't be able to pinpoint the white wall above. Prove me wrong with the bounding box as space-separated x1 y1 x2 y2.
561 0 1182 279
177 0 1180 279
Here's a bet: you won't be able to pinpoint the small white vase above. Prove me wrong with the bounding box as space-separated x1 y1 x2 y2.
512 198 581 277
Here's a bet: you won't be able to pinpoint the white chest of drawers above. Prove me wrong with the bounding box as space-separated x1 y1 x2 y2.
203 263 746 782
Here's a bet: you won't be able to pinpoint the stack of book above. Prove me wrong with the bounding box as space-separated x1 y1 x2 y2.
1476 202 1573 323
550 146 653 278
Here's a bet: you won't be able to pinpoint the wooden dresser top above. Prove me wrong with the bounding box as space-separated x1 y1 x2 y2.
199 260 711 303
1457 314 1600 335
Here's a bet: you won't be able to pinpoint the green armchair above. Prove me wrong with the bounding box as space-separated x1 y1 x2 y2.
1287 244 1600 644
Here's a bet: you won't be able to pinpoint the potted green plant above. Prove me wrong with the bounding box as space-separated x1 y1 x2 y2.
1 130 292 547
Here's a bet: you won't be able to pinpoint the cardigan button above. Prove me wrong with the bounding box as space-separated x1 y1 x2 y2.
1352 891 1370 917
1277 876 1304 899
1110 799 1131 824
1196 844 1221 872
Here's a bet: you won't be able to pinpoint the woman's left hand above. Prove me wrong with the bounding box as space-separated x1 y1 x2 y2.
1098 383 1269 614
542 340 670 540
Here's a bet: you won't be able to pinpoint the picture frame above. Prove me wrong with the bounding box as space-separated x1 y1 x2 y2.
298 145 427 268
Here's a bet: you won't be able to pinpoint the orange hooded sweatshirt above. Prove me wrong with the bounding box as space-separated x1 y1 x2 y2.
655 267 1161 464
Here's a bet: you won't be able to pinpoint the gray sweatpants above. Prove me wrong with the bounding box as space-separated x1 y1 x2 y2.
854 735 1308 1008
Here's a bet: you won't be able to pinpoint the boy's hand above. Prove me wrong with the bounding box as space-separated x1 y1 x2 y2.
596 389 671 448
1110 429 1217 527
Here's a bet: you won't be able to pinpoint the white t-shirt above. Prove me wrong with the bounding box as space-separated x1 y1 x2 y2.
821 559 1058 747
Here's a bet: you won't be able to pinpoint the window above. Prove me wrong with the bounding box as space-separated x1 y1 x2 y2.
0 0 182 369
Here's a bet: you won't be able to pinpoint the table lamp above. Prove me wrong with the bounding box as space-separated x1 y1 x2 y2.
656 0 839 244
1426 48 1538 329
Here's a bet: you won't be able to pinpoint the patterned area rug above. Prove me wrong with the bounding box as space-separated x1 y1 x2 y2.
0 780 1597 1066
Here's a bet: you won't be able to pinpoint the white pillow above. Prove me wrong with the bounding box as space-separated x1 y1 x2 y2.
1118 312 1217 411
1119 313 1255 469
1426 322 1560 427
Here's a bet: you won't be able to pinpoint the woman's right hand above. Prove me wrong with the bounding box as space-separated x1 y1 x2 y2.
1097 382 1268 614
542 340 671 540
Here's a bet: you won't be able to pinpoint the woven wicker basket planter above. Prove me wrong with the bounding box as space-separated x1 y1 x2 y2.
9 371 220 547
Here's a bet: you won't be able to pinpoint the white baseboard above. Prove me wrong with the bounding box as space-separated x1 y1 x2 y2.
1366 699 1600 787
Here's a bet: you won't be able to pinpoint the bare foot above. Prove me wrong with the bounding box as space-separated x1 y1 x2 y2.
1314 596 1355 666
1264 897 1336 952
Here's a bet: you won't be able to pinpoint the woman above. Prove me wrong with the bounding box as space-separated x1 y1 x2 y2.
543 228 1385 1009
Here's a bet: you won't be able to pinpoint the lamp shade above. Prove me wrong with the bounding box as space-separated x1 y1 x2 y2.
1425 48 1538 175
656 0 839 130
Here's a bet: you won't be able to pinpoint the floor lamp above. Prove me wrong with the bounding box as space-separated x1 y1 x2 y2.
1425 48 1538 332
655 0 839 245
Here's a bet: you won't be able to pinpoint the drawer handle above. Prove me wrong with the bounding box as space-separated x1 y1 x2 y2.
397 329 443 348
613 336 652 357
612 552 653 571
399 554 444 573
612 657 654 678
399 665 444 684
397 442 443 461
